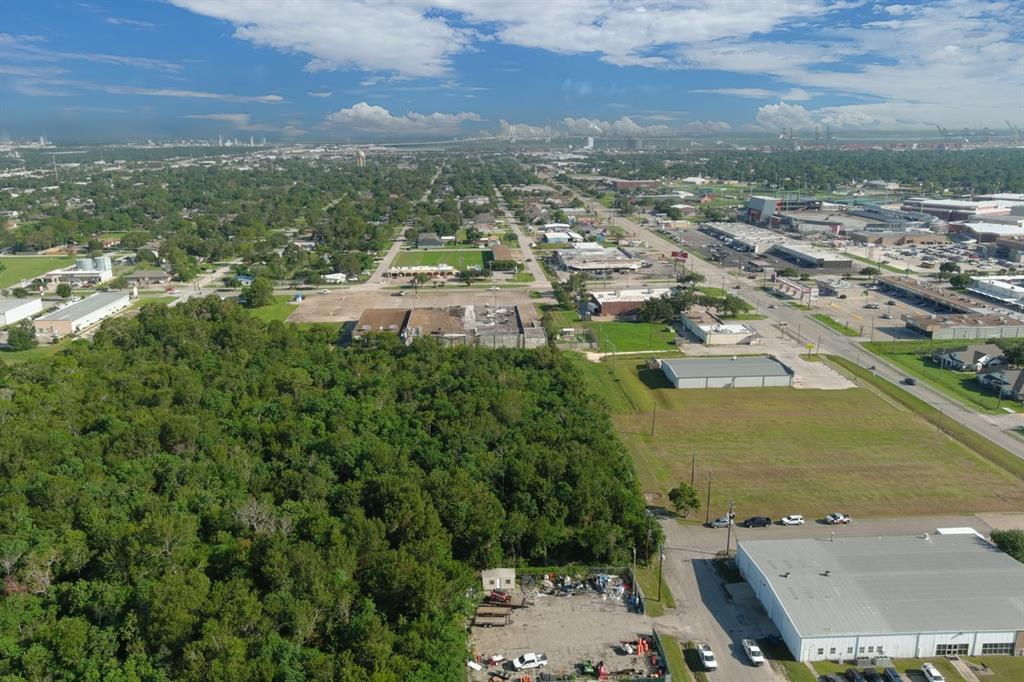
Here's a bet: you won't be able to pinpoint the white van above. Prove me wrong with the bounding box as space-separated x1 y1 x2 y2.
921 662 945 682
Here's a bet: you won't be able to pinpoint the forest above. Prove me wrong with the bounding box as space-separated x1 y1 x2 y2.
0 299 656 680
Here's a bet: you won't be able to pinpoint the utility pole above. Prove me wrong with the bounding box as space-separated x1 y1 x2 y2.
657 544 665 601
690 449 696 487
650 400 656 436
705 471 713 525
724 499 735 555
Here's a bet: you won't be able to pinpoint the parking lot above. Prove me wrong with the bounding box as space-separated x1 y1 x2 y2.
468 577 661 681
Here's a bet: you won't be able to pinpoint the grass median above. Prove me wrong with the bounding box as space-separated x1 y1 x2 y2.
812 313 859 337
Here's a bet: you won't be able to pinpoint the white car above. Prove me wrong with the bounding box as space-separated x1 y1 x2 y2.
511 653 548 671
826 512 851 525
697 643 718 671
742 639 765 666
921 662 945 682
780 514 805 526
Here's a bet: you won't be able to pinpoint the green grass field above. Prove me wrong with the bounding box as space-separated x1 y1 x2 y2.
392 249 492 269
812 313 860 336
964 656 1024 682
864 341 1024 414
0 256 75 288
658 635 692 682
546 307 678 352
246 295 299 323
635 563 675 617
570 355 1024 518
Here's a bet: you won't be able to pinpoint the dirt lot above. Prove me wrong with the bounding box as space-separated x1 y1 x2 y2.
288 287 538 323
469 585 657 680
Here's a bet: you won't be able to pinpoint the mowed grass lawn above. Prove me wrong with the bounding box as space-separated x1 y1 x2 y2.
547 307 678 352
247 295 299 323
570 356 1024 518
0 256 75 288
865 341 1024 414
392 249 492 269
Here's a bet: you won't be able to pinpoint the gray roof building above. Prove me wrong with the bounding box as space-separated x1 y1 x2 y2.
738 533 1024 661
660 356 793 388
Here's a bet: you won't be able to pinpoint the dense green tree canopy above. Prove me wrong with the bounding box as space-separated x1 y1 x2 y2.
0 299 656 679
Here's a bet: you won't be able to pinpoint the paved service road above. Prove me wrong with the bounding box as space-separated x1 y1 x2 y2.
552 177 1024 458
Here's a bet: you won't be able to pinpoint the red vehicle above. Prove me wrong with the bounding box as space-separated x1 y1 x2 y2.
484 589 511 604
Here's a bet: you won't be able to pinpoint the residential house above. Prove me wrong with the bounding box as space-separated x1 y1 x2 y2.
931 343 1004 372
978 367 1024 401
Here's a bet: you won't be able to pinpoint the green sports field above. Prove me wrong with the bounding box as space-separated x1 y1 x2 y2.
391 249 492 269
0 256 75 289
570 355 1024 519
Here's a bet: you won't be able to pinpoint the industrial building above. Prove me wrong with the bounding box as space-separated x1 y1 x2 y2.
904 313 1024 340
681 310 759 345
901 198 1009 222
957 222 1024 242
849 230 943 246
590 288 673 317
738 532 1024 662
351 305 545 348
659 356 792 389
32 291 130 335
42 256 114 286
0 297 43 326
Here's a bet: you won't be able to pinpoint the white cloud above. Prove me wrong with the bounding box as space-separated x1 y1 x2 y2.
679 120 733 134
755 102 816 131
562 116 673 137
498 119 546 139
104 17 156 30
102 85 283 103
693 87 812 101
166 0 1023 128
0 33 180 72
326 101 481 133
306 91 333 98
169 0 473 78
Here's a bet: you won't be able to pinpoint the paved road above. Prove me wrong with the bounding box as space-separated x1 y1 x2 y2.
553 178 1024 458
494 190 551 291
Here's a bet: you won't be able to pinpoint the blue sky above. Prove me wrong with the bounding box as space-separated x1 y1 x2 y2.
1 1 1022 141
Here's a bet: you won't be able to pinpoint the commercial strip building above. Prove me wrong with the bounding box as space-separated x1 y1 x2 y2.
554 247 643 273
659 356 793 389
351 304 545 348
967 276 1024 308
904 313 1024 340
0 297 43 326
590 288 673 317
848 230 944 246
32 292 130 335
876 276 977 314
384 264 456 279
774 276 819 305
700 222 783 254
771 243 853 269
738 532 1024 662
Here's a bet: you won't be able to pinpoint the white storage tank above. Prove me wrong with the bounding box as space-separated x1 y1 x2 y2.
76 257 95 271
95 255 113 271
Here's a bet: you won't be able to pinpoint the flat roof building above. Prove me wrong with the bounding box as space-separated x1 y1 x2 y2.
738 533 1024 662
33 292 130 335
967 276 1024 308
590 288 673 317
904 312 1024 340
876 276 978 314
770 243 852 269
681 309 759 345
0 297 43 326
352 308 410 340
416 232 444 249
350 305 544 349
555 248 642 273
660 356 792 389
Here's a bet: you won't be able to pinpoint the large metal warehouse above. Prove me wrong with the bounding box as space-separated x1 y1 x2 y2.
737 533 1024 662
0 297 43 326
33 292 130 335
660 356 793 389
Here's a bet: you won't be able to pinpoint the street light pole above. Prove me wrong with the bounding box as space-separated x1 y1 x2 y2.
690 449 695 487
657 544 664 601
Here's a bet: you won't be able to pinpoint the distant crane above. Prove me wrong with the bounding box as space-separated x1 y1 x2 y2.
1008 121 1022 145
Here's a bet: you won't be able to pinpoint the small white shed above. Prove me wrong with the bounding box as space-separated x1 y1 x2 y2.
480 567 516 591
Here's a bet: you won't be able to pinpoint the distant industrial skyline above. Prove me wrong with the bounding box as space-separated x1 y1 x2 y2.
1 1 1022 141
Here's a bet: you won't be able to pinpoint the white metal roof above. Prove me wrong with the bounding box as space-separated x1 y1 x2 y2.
35 292 129 322
740 533 1024 638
